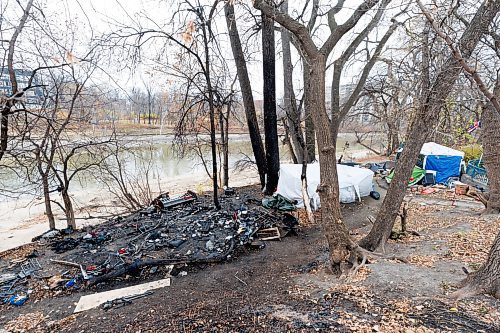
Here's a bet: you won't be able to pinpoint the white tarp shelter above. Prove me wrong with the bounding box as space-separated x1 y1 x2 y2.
276 163 374 209
420 142 465 158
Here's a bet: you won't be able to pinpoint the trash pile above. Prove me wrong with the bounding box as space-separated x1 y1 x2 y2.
0 187 298 307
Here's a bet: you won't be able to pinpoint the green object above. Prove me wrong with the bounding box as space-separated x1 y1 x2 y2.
386 166 426 186
262 194 296 211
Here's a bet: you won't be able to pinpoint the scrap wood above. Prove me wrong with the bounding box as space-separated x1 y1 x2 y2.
465 189 488 207
234 271 247 286
50 259 89 280
257 227 281 241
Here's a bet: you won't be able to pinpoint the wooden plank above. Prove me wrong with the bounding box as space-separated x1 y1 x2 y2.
73 278 171 313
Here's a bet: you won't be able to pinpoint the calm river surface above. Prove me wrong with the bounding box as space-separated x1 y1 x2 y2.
0 133 368 202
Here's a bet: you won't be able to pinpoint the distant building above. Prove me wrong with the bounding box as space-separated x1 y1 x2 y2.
0 68 43 107
325 83 374 124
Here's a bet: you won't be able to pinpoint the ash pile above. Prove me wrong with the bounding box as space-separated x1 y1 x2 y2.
1 186 298 306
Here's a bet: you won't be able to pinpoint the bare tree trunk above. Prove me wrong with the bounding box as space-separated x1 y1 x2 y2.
386 122 399 156
453 232 500 300
303 60 316 163
148 91 152 125
301 144 315 224
360 0 500 251
482 93 500 214
42 174 56 230
224 3 267 188
308 56 354 274
253 0 394 273
221 104 230 187
201 19 220 209
282 118 298 163
0 109 8 161
62 189 76 230
262 4 280 195
281 0 304 162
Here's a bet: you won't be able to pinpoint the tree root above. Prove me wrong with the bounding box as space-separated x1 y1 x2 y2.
346 244 409 276
350 250 367 275
449 284 483 301
390 230 421 240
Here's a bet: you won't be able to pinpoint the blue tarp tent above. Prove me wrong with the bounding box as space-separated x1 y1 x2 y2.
420 142 464 184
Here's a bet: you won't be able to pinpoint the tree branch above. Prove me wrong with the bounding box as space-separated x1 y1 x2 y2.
417 0 500 115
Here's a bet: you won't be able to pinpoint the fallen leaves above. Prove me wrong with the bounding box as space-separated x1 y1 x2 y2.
408 255 436 268
348 266 372 282
4 312 46 332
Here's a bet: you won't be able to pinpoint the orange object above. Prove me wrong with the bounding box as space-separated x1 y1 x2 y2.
455 184 469 195
421 187 437 195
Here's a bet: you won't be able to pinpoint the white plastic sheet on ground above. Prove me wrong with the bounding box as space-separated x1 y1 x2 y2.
276 163 374 209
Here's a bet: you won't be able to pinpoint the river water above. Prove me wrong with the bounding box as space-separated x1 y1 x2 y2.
0 132 375 250
0 133 369 202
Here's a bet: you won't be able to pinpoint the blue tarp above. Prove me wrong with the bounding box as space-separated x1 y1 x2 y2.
424 155 462 184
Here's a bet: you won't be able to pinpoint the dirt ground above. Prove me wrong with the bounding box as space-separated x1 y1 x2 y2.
0 182 499 333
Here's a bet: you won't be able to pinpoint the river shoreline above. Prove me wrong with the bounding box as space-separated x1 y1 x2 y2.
0 132 382 252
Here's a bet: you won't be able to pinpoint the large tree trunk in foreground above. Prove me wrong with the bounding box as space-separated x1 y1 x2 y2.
224 3 267 188
359 0 500 251
481 86 500 214
262 6 280 195
253 0 388 274
308 56 354 274
453 232 500 299
453 85 500 298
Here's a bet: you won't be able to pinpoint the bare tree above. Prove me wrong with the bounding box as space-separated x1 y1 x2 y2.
418 0 500 215
0 0 35 161
261 0 280 194
224 2 268 188
280 0 305 163
254 0 399 274
360 0 500 252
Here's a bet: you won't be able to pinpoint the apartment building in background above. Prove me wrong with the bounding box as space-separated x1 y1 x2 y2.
0 68 43 107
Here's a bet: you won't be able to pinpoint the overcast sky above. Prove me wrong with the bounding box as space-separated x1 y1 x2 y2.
3 0 405 100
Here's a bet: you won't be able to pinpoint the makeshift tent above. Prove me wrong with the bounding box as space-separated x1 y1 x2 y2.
276 163 374 209
386 165 426 186
420 142 464 184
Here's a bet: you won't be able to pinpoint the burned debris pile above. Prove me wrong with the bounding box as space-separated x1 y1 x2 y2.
0 187 297 307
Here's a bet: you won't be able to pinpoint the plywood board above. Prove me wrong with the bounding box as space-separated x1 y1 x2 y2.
74 278 171 313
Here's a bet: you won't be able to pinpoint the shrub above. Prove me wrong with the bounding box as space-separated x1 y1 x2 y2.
461 144 483 162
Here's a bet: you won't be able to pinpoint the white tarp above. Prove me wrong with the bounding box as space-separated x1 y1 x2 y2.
276 163 374 209
420 142 465 157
